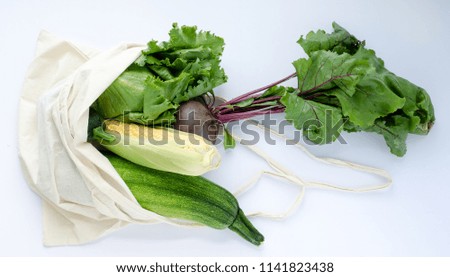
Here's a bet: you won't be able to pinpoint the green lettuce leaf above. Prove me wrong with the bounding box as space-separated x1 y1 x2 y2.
93 64 152 118
93 23 227 126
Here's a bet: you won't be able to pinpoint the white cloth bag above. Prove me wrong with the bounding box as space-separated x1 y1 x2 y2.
18 31 169 246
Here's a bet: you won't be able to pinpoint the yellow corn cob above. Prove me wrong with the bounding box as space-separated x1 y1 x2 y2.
95 120 221 176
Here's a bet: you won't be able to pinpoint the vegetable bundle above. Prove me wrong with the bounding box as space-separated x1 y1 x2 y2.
94 23 434 157
213 22 435 156
90 22 434 245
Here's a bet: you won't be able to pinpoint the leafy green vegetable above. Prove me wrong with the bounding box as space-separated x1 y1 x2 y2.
281 92 344 144
294 22 434 156
293 50 369 96
367 116 410 157
93 23 227 126
298 22 362 55
92 64 151 120
213 22 434 156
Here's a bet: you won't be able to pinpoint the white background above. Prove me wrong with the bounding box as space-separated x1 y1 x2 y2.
2 0 449 256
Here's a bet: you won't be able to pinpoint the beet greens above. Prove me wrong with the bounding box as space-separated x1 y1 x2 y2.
213 22 435 156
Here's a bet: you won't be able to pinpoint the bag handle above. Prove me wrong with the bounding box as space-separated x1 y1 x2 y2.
231 120 392 220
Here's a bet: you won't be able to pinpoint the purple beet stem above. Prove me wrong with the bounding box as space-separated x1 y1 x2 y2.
214 72 296 110
216 106 285 123
212 72 296 123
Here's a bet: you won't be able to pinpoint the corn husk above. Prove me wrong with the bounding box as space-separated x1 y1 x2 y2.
94 120 221 176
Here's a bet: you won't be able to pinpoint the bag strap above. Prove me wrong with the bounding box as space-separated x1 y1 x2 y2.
231 120 392 220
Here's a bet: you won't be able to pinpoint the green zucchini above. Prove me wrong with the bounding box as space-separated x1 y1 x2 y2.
106 153 264 246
